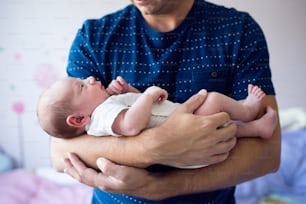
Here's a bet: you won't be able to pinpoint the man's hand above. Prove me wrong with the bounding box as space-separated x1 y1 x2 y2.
145 90 237 168
64 153 162 200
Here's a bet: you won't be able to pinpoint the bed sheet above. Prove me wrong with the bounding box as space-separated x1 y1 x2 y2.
0 169 92 204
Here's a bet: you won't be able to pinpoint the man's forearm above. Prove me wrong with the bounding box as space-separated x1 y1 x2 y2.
144 96 281 199
51 135 104 171
50 133 154 171
144 127 281 200
194 133 280 192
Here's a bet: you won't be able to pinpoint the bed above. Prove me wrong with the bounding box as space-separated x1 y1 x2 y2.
0 168 92 204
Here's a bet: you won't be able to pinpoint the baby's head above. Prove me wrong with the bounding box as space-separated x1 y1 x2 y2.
37 76 109 138
37 78 83 138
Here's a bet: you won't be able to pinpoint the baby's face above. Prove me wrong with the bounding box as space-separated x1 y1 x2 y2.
61 77 109 115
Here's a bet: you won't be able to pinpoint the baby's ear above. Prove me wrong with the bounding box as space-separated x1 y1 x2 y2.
66 114 90 127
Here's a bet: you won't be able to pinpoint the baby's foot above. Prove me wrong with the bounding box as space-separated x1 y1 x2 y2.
248 84 266 100
258 106 278 138
243 84 266 120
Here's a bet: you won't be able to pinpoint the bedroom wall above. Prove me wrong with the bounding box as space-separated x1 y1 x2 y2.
0 0 305 168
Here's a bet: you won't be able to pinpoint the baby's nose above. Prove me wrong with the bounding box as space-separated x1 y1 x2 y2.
87 76 96 84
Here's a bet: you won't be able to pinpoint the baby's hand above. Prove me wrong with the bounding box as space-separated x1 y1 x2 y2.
145 86 168 104
106 76 130 95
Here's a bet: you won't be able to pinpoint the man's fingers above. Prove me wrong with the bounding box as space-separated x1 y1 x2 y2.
63 155 84 182
214 136 236 154
208 152 230 165
64 152 104 187
199 136 236 166
67 152 86 171
177 89 208 114
204 112 233 130
62 153 146 195
97 157 111 173
97 158 126 180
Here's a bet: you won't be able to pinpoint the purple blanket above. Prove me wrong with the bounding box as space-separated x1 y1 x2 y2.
235 130 306 204
0 170 92 204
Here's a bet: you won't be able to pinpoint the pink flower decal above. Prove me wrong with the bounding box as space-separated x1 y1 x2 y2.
14 52 22 60
33 64 60 89
12 102 25 115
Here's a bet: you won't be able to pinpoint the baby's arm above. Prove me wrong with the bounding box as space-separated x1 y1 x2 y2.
106 76 139 95
112 86 168 136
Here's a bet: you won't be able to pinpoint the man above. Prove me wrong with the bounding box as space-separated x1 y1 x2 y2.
51 0 280 203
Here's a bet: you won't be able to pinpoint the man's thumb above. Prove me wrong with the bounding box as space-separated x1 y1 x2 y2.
177 89 208 114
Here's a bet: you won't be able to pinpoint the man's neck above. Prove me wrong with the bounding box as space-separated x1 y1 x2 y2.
143 0 195 32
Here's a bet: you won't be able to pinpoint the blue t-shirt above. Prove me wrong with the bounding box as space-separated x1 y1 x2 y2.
66 0 275 203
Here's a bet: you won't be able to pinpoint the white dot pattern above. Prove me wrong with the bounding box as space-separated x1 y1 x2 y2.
92 189 223 204
68 1 275 203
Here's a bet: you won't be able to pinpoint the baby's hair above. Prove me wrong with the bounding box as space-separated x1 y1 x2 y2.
44 100 81 138
37 85 83 139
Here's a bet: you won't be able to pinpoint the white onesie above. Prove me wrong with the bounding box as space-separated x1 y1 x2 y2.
85 92 179 136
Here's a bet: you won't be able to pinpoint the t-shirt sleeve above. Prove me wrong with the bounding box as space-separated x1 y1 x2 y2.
230 13 275 100
66 20 100 80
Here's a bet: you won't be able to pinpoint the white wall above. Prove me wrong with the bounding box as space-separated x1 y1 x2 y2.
209 0 306 109
0 0 129 168
0 0 305 168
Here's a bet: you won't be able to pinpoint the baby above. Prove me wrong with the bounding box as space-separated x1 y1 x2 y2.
37 76 277 140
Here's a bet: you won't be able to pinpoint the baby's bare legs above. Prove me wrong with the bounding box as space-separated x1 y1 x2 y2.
235 106 278 138
195 84 266 122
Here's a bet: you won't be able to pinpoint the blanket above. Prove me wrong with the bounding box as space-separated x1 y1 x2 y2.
235 130 306 204
0 169 92 204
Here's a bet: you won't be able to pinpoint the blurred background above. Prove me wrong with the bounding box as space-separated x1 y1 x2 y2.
0 0 305 169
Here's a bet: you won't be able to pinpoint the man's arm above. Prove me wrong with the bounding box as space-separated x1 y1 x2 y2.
161 97 280 199
144 95 280 199
60 95 280 200
51 90 237 171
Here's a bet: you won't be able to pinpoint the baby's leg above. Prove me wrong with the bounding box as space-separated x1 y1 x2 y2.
195 84 266 121
236 106 278 138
